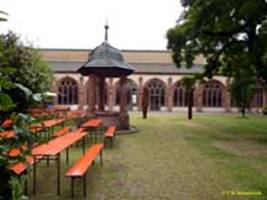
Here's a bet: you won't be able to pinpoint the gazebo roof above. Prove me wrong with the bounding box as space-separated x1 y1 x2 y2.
77 25 135 77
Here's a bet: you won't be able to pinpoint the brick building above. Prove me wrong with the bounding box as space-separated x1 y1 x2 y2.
42 48 266 112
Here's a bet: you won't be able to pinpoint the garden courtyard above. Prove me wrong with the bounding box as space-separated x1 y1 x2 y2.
29 113 267 200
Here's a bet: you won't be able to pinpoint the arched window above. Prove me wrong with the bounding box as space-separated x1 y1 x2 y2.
173 82 188 107
203 80 224 107
146 79 166 111
115 79 138 109
252 90 263 108
57 78 78 105
252 81 264 108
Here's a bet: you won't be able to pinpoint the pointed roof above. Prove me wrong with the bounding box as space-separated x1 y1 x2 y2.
77 25 134 77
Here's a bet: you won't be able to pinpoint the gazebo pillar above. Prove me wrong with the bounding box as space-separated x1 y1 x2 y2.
88 74 96 113
119 76 129 129
98 76 105 112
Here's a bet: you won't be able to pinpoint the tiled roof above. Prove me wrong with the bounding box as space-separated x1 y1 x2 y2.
49 61 204 74
41 48 205 74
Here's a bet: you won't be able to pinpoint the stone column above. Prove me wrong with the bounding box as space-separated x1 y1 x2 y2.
119 76 129 129
50 80 57 105
107 78 114 111
224 79 231 112
88 74 96 113
167 78 173 112
195 83 203 112
98 76 105 112
138 77 143 111
78 76 85 110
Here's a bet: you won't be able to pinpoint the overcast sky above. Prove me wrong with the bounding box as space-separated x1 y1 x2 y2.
0 0 182 50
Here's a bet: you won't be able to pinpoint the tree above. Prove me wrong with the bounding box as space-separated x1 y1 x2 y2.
167 0 267 79
167 0 267 115
230 64 256 118
0 13 52 199
181 77 196 120
1 32 53 113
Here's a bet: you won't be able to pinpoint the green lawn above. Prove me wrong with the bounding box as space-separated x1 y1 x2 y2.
29 113 267 200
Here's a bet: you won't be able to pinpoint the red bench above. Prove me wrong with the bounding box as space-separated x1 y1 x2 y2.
52 126 71 138
104 126 116 148
65 143 104 198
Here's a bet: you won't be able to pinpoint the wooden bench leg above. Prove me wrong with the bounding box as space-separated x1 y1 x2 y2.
71 177 74 198
66 147 69 164
33 157 37 195
111 137 113 148
24 172 28 195
83 174 87 198
100 149 103 165
46 155 50 166
82 137 85 155
57 153 61 196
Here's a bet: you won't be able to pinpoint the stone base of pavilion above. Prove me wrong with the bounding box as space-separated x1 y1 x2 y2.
94 111 129 130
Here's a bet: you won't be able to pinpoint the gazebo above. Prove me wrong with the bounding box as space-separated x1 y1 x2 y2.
78 24 135 130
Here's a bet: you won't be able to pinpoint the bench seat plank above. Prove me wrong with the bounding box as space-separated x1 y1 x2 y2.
105 126 116 137
65 144 104 177
52 126 71 138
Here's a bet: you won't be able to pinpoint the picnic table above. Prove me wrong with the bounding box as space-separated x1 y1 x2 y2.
31 118 65 137
0 130 15 139
32 128 86 195
81 119 103 142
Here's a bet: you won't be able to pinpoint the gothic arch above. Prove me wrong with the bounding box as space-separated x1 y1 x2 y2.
57 77 79 105
202 80 225 107
172 80 188 107
114 79 139 109
144 78 167 110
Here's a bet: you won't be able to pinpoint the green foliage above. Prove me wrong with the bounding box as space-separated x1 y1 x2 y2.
1 32 53 93
0 10 8 22
0 32 53 112
167 0 267 81
0 15 52 199
181 76 196 91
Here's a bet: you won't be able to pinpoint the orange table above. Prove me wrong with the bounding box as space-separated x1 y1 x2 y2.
0 130 15 138
1 119 13 128
32 129 86 195
81 119 103 142
31 118 65 137
81 119 102 129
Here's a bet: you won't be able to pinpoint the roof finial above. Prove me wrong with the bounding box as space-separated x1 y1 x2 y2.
104 20 109 42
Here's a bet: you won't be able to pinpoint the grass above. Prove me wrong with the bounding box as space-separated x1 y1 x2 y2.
28 113 267 200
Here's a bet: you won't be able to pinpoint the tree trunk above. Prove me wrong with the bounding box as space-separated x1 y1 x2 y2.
188 89 193 120
241 107 246 118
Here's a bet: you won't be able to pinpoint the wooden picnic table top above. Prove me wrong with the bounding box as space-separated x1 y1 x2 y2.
1 119 13 128
66 110 87 120
32 128 86 156
81 119 103 129
30 118 65 133
0 130 15 138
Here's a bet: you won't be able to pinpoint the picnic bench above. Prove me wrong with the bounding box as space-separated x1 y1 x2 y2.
104 126 116 148
65 143 104 198
32 128 86 195
81 119 103 143
52 126 71 138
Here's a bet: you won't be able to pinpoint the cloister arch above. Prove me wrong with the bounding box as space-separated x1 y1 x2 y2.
202 80 225 107
172 81 189 107
57 77 79 105
144 78 166 111
114 79 139 110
